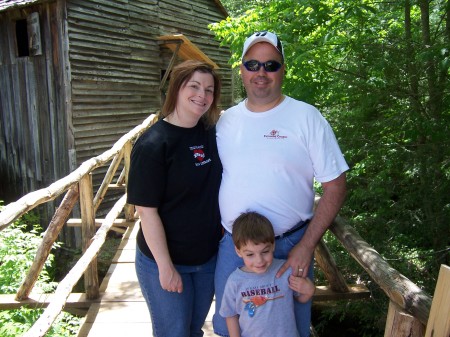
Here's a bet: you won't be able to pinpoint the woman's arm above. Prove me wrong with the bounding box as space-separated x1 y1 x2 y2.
136 205 183 293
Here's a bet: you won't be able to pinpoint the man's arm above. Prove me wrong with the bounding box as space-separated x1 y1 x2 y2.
277 172 347 278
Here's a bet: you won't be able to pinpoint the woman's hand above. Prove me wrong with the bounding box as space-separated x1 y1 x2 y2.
159 264 183 293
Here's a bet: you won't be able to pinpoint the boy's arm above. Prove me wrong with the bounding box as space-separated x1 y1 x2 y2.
225 315 241 337
289 275 315 303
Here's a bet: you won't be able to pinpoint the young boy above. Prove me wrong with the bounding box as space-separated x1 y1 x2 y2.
219 211 315 337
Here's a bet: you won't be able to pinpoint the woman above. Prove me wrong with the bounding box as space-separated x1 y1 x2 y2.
127 60 223 337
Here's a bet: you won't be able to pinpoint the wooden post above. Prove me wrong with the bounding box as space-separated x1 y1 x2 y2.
424 264 450 337
79 174 99 300
15 185 79 300
23 195 127 337
315 239 349 292
122 141 135 221
93 151 124 212
384 301 425 337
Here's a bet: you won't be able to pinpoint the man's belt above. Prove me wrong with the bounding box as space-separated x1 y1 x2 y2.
275 219 310 240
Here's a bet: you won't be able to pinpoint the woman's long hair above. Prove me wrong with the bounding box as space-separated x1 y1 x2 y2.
160 60 221 127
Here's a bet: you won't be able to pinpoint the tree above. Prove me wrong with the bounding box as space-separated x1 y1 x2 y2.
211 1 449 334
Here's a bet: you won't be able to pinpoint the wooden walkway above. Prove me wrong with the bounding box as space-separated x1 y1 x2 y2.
77 222 217 337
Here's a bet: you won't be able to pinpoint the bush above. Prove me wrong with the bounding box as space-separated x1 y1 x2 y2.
0 204 81 336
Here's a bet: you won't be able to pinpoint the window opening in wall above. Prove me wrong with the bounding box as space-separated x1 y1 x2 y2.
16 19 29 57
160 69 167 81
15 13 42 57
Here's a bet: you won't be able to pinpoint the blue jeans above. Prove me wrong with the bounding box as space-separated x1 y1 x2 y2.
213 226 313 337
136 246 216 337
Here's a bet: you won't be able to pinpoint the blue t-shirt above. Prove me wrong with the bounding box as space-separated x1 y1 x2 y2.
220 259 300 337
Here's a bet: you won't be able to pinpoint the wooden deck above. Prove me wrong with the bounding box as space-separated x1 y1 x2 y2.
77 223 217 337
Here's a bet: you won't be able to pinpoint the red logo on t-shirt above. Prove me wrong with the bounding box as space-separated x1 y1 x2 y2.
264 129 287 139
193 149 205 162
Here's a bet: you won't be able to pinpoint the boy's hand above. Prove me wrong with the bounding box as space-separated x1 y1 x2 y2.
289 275 315 303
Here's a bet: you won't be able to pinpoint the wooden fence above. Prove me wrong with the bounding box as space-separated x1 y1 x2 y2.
0 113 447 337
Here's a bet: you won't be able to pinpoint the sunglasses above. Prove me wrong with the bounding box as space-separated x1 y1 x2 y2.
243 60 283 72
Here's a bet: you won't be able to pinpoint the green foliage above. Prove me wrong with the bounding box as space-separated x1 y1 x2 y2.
220 0 271 16
212 1 449 335
0 212 57 293
0 204 81 336
0 308 81 337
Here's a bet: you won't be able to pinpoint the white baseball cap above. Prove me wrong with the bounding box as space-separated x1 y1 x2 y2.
241 31 285 61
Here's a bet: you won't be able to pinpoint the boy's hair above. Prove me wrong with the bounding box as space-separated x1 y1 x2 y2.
232 211 275 249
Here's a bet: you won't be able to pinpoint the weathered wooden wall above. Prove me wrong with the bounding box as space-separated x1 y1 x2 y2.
0 0 232 224
67 0 231 167
157 0 232 103
0 2 67 203
66 0 161 166
65 0 231 215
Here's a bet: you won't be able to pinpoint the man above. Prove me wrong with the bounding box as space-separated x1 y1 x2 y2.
213 31 349 337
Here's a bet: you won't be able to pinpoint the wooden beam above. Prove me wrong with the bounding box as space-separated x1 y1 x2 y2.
330 216 432 325
122 141 135 222
16 185 80 300
0 293 94 310
66 218 135 227
315 239 349 292
107 183 126 190
158 34 219 69
384 301 424 337
424 264 450 337
93 151 124 212
313 284 370 302
23 195 127 337
159 40 182 90
0 283 369 311
79 174 99 300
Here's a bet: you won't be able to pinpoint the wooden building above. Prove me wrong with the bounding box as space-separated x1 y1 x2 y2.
0 0 233 206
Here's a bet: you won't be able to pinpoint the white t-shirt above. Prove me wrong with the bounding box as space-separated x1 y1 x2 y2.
217 96 349 235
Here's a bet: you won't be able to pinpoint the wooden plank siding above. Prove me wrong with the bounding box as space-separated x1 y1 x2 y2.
65 0 232 167
0 0 232 234
157 0 233 105
64 0 231 215
0 3 68 204
66 0 160 166
65 0 160 216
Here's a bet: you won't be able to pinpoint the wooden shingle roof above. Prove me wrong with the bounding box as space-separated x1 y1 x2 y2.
0 0 228 16
0 0 51 13
158 34 219 69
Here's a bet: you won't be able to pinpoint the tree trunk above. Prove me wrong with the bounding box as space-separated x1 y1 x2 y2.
419 0 440 117
404 0 421 113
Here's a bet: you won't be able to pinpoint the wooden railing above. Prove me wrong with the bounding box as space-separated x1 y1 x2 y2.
0 112 445 337
0 114 156 336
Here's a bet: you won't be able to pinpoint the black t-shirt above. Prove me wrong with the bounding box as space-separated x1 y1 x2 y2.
127 119 222 265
